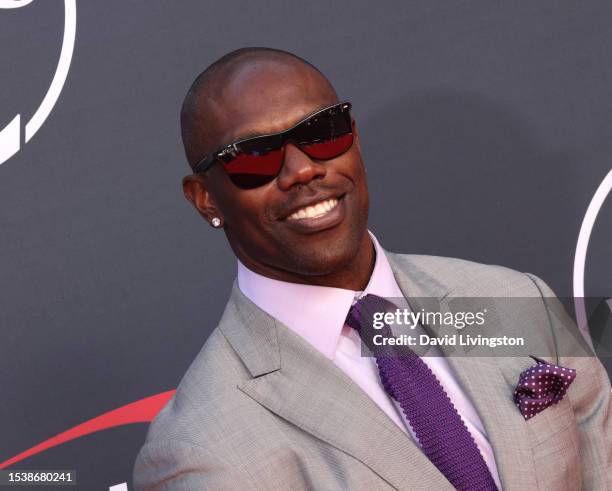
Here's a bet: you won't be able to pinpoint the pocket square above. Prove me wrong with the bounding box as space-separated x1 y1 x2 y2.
514 356 576 420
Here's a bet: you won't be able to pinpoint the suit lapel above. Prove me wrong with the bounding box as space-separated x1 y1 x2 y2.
220 283 454 490
386 252 539 490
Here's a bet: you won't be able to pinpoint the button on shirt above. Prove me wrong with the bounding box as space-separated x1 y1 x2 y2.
237 232 501 489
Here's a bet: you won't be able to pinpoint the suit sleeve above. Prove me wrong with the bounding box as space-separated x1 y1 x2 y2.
133 439 255 491
525 273 611 490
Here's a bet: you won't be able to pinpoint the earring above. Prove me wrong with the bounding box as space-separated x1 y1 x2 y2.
211 217 222 228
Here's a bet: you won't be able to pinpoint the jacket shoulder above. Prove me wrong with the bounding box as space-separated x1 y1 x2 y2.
142 327 252 445
388 252 545 297
134 326 313 489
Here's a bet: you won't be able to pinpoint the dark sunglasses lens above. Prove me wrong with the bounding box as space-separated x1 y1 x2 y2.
295 107 353 160
301 132 354 160
224 149 283 189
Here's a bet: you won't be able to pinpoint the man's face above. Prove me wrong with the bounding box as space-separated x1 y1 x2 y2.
188 59 370 279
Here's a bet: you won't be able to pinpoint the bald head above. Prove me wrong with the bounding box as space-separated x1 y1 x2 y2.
180 48 338 168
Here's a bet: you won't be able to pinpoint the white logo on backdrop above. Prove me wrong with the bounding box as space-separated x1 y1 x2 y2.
573 169 612 346
0 0 35 8
0 0 76 166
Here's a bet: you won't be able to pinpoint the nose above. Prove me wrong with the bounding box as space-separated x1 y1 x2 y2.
276 143 327 191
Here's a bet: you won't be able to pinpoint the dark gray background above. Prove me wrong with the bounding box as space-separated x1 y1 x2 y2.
1 1 610 489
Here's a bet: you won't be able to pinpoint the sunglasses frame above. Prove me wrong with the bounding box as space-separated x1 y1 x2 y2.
192 101 353 175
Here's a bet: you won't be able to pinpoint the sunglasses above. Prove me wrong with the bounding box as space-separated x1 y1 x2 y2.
192 102 354 189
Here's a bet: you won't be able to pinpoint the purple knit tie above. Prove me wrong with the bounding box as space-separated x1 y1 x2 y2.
346 294 498 491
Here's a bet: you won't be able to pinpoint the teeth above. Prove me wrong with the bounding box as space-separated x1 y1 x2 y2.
288 198 339 220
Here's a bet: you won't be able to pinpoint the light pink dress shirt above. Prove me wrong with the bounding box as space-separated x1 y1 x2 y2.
237 232 502 488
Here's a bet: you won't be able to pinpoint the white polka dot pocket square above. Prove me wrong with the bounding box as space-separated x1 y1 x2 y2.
513 356 576 420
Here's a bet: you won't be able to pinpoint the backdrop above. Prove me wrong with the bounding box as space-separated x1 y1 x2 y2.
1 1 610 489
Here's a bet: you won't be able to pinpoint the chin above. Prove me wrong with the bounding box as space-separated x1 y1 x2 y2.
286 232 363 277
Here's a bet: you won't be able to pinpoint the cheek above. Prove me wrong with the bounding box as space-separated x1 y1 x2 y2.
340 152 368 201
219 190 275 234
337 145 365 178
343 154 369 216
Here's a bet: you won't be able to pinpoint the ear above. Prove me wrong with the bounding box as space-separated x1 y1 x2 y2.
182 174 223 225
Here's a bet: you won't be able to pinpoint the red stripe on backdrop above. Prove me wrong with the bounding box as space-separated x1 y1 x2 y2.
0 390 176 469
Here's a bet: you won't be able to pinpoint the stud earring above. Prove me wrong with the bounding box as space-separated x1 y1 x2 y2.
211 217 222 228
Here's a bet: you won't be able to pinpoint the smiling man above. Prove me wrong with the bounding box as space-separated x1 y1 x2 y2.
179 49 372 290
133 48 610 491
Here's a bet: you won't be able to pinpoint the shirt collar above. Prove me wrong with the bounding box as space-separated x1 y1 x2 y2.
237 231 404 360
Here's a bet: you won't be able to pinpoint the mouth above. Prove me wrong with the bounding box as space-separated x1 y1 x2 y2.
282 194 346 233
286 197 340 221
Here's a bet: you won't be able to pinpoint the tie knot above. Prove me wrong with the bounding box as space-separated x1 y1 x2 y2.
346 294 417 359
346 294 394 333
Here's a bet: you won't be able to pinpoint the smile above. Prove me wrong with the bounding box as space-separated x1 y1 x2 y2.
286 198 339 221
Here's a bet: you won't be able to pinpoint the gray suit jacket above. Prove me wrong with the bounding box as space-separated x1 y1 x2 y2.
134 253 611 490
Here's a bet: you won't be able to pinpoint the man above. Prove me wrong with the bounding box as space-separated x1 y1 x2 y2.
134 48 610 490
